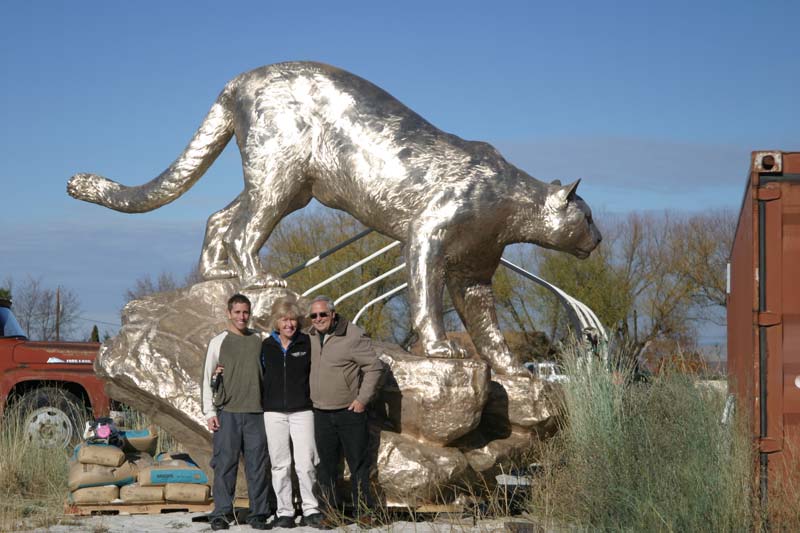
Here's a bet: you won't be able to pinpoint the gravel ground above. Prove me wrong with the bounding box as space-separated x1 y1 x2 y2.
18 513 520 532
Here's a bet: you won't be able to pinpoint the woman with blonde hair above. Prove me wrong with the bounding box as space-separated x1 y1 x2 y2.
261 296 324 529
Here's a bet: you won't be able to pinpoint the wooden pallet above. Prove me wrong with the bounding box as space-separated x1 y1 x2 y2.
64 501 213 516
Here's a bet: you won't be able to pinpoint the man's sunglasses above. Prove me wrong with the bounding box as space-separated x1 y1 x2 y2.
309 312 330 319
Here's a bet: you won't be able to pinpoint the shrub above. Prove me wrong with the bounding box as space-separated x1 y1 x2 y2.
530 350 753 531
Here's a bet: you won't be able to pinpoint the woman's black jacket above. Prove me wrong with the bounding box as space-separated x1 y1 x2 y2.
261 331 313 412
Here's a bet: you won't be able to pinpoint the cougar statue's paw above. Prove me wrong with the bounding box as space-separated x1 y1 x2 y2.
241 273 288 290
425 339 468 359
201 265 238 280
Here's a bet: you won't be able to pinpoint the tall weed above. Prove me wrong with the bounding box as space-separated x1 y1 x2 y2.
0 398 177 530
530 351 753 531
0 401 74 530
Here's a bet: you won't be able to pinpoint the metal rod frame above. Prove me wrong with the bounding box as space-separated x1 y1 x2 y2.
283 231 607 359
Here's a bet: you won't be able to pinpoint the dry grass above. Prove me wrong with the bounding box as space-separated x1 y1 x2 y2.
0 391 78 530
0 395 180 531
756 440 800 530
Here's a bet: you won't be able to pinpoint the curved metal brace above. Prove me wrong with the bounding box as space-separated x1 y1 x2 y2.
281 231 607 360
353 283 408 325
499 258 607 360
334 263 406 306
300 240 401 297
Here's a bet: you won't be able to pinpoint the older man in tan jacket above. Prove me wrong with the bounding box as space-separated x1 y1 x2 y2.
308 295 383 524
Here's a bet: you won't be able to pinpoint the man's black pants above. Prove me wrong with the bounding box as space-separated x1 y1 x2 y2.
313 408 374 513
210 410 270 519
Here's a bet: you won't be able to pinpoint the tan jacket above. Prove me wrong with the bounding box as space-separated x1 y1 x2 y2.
309 316 383 410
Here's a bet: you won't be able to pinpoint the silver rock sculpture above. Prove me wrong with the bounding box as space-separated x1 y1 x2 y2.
98 281 560 503
68 61 601 375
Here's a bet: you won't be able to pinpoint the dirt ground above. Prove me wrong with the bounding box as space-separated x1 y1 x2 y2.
19 513 517 532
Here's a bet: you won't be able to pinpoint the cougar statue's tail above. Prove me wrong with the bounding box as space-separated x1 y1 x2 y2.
67 86 235 213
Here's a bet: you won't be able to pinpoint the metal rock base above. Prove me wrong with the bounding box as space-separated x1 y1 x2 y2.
96 280 560 504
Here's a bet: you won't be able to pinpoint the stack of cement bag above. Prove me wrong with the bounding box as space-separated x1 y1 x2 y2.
67 426 210 506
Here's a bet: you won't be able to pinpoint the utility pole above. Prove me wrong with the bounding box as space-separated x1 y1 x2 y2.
55 286 60 341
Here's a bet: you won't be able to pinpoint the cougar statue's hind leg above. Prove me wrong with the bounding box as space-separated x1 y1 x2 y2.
200 195 241 280
224 155 312 289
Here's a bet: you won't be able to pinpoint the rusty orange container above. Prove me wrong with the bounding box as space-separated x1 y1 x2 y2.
728 151 800 504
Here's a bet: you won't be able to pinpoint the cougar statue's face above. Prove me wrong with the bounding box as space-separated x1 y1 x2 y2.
67 61 603 375
546 189 602 259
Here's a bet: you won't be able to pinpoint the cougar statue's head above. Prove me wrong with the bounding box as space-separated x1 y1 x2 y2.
535 179 602 259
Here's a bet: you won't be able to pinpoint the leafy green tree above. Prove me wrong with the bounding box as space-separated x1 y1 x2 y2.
491 247 554 361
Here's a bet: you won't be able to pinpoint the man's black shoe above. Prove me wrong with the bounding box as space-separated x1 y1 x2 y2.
273 515 296 528
247 513 273 530
249 519 272 530
210 516 230 531
300 512 331 530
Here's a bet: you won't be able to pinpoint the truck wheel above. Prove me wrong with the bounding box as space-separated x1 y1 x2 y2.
17 388 87 448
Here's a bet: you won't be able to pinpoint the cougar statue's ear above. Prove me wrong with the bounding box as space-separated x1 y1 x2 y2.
550 179 562 186
549 179 581 209
565 179 580 201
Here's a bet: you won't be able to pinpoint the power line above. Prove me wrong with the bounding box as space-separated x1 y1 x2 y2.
74 315 121 327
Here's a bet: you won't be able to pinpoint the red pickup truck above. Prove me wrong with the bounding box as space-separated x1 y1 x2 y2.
0 298 111 446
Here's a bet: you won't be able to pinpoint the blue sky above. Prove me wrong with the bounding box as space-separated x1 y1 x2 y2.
1 1 798 338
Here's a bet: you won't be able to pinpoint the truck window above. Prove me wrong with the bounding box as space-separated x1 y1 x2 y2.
0 307 27 338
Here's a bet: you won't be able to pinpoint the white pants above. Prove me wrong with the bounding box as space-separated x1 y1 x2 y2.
263 410 320 517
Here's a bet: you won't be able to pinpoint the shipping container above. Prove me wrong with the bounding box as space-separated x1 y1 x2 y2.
728 150 800 505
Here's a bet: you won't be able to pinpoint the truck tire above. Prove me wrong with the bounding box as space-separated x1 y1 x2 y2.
17 387 87 448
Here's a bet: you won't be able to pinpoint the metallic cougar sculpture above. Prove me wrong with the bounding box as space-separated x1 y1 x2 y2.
68 61 601 374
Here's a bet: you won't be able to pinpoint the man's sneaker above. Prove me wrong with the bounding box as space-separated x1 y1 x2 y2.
273 515 296 529
210 516 230 531
300 512 331 529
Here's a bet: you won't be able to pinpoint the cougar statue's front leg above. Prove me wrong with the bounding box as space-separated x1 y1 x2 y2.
446 274 528 375
406 218 467 359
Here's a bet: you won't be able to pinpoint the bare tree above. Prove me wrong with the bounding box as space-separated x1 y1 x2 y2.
123 271 180 303
671 209 735 317
262 208 408 343
494 210 735 366
7 276 82 341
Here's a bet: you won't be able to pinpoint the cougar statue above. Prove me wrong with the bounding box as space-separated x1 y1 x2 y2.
68 61 601 374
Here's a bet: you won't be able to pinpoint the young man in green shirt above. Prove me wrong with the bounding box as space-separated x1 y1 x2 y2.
202 294 270 531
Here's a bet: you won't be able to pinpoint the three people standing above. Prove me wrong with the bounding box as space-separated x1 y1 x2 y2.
203 293 383 530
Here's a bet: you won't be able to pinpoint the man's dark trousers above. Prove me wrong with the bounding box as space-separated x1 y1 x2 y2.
314 408 373 513
211 410 270 519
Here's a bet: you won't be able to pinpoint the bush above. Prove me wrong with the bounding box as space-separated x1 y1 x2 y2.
530 351 754 531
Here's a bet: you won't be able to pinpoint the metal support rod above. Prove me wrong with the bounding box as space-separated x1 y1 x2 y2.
500 259 587 336
281 228 374 279
301 240 402 297
335 263 406 306
353 283 408 325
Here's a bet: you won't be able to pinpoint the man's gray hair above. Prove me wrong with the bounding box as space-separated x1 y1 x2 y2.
309 295 335 314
